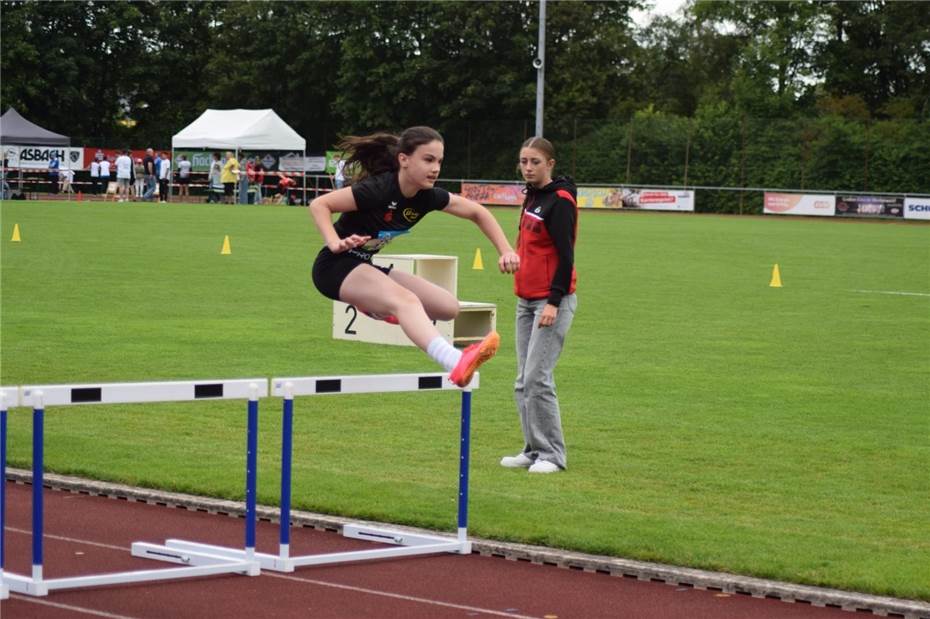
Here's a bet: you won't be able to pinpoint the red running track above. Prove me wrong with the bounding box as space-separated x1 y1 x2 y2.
1 482 853 619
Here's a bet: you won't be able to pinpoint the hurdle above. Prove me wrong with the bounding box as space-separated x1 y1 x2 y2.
2 378 266 596
164 372 476 571
1 386 15 600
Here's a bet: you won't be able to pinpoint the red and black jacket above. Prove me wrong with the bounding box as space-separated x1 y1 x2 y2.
514 176 578 304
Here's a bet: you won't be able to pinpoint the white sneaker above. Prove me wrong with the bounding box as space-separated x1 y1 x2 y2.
500 453 533 468
528 460 561 474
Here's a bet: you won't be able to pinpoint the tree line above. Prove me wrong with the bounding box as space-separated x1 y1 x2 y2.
2 0 927 195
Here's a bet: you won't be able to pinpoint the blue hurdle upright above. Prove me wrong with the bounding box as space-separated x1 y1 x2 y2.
166 372 475 571
1 386 14 600
2 379 266 596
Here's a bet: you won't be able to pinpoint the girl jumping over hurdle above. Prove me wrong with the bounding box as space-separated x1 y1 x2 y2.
308 126 519 387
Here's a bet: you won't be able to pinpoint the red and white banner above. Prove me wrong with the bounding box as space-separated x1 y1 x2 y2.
764 192 836 217
461 183 525 206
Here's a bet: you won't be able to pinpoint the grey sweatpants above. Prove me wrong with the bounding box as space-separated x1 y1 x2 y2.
514 294 576 469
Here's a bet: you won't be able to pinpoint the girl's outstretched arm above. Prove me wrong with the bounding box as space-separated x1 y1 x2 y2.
444 194 520 273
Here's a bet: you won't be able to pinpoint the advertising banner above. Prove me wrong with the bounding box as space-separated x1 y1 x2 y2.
279 152 325 172
171 150 217 173
84 148 150 169
460 183 524 206
764 192 836 217
904 197 930 220
577 187 695 211
835 195 904 218
4 145 85 169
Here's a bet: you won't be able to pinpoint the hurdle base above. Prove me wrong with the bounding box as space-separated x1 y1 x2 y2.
161 525 470 573
3 544 259 597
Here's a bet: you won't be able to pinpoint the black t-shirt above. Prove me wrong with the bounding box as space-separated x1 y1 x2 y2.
333 171 450 258
143 156 155 176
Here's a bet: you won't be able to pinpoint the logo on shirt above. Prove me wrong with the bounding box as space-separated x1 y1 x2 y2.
384 200 398 222
403 208 420 223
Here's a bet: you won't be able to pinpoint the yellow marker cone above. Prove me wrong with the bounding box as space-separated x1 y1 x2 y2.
221 235 231 255
472 248 484 270
11 223 21 242
769 263 782 288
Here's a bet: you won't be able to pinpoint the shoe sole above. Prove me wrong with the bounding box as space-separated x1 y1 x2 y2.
452 332 500 387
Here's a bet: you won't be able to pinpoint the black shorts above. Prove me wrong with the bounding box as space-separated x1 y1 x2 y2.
224 182 234 196
312 247 392 301
177 177 190 185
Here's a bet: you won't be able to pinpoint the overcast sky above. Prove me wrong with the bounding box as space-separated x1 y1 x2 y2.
630 0 685 27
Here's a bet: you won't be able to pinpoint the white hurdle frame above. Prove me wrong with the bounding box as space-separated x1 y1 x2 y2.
166 372 476 572
2 379 267 596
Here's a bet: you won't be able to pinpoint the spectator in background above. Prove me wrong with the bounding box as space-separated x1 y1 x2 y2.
238 153 250 204
207 152 223 203
94 149 105 163
221 151 239 204
59 167 74 194
133 157 145 200
158 151 171 203
331 153 346 190
253 156 265 204
90 158 101 194
176 154 191 200
115 149 133 202
142 148 156 201
276 171 296 205
244 155 256 203
48 152 60 194
99 155 112 194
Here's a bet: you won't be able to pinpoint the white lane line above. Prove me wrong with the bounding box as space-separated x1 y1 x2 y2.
5 528 541 619
851 289 930 297
9 595 139 619
7 527 128 551
266 572 542 619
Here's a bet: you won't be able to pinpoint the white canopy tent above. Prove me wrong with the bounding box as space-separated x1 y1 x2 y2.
172 109 306 203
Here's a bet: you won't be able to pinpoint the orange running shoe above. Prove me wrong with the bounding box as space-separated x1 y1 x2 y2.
449 331 500 387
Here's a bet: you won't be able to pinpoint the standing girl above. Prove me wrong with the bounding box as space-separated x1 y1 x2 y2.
501 137 578 474
308 126 519 387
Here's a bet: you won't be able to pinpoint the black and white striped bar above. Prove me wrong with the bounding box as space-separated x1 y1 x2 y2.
271 372 477 397
20 379 268 407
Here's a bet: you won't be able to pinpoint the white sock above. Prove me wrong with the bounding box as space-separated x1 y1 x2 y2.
427 336 462 372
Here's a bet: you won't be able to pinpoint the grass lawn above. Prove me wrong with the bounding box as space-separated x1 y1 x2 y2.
1 199 928 600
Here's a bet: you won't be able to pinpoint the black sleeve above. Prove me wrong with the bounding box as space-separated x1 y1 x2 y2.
544 198 576 307
430 187 451 211
350 174 388 211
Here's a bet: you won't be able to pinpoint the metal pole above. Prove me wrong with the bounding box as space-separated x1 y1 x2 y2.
32 399 44 582
245 394 258 558
456 389 472 542
535 0 547 137
279 393 294 559
1 399 7 571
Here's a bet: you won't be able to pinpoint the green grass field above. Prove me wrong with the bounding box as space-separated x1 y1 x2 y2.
1 199 928 600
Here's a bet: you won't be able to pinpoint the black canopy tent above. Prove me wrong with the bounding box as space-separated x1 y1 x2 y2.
0 108 70 146
0 108 71 197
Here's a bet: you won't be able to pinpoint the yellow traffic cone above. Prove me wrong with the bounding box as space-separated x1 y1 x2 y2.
769 264 782 288
11 223 21 242
221 235 231 255
472 248 484 270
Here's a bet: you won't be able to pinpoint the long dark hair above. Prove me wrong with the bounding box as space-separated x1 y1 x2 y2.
338 126 443 181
